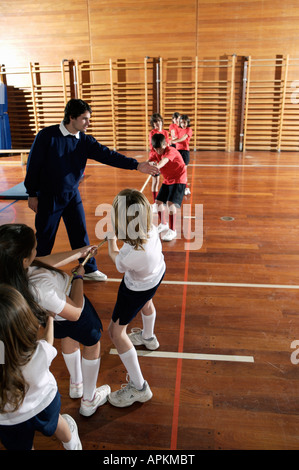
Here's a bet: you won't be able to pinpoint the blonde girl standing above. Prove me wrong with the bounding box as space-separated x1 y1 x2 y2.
107 189 166 407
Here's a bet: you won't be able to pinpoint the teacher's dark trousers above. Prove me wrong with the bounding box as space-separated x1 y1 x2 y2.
35 189 97 273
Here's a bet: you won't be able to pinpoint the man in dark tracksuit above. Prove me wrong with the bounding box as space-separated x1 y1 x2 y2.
24 99 159 281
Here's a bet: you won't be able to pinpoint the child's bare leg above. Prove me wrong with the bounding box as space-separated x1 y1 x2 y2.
82 341 100 360
55 414 81 450
108 319 131 355
141 299 155 316
55 415 71 443
151 175 160 193
61 336 80 354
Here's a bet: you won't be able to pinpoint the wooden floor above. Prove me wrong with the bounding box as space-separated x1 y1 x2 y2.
1 149 299 452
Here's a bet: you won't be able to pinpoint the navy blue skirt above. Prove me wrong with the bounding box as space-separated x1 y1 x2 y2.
54 295 102 346
0 390 61 451
112 272 165 326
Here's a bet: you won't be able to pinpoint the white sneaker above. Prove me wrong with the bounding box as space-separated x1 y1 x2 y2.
185 187 191 195
79 385 111 417
69 380 83 399
162 229 177 241
157 222 169 233
108 378 153 408
152 203 158 214
61 414 82 450
128 328 160 350
83 270 107 281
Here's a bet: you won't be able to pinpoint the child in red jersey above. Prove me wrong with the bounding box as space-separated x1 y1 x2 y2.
169 112 180 148
149 133 187 241
149 114 170 213
170 114 192 195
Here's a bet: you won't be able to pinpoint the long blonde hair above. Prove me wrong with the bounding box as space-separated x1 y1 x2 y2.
0 284 40 413
112 189 152 250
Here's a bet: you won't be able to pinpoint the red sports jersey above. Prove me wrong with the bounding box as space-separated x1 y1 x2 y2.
169 123 179 137
149 146 187 185
149 129 169 157
176 126 192 151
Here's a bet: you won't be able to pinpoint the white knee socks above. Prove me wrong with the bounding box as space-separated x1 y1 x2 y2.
81 357 101 401
62 349 83 385
141 309 156 339
119 347 144 390
62 350 101 401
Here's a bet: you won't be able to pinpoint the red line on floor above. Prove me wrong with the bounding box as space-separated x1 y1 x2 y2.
170 160 196 450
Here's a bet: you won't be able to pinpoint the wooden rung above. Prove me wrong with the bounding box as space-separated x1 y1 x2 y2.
81 82 111 87
0 149 30 153
0 149 30 165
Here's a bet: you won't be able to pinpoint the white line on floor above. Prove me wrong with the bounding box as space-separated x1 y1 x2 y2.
104 278 299 290
109 348 254 363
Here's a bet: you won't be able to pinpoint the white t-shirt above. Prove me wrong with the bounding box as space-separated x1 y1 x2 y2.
28 266 72 321
0 340 58 425
115 226 166 291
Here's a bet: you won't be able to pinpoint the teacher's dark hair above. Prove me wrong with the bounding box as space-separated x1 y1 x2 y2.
63 99 92 125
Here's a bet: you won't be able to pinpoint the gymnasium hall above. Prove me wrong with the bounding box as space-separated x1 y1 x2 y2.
1 0 299 452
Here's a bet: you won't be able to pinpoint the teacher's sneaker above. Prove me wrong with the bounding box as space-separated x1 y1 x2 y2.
108 379 153 408
79 385 111 417
128 328 159 350
83 270 107 281
161 229 177 241
61 414 82 450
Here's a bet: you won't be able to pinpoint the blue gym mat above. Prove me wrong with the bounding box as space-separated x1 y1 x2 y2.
0 182 28 200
